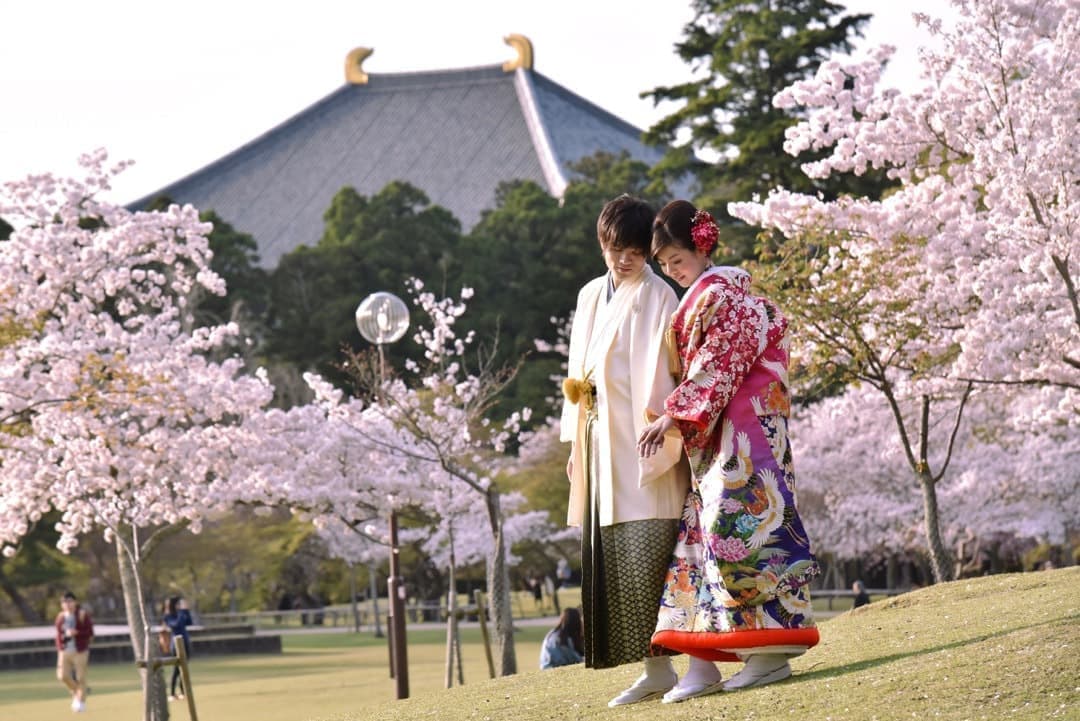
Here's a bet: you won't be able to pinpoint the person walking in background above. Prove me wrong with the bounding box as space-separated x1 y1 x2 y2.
852 580 871 609
543 574 559 614
560 194 690 706
527 575 543 611
639 200 820 702
556 557 572 588
539 607 585 669
162 596 194 700
55 590 93 713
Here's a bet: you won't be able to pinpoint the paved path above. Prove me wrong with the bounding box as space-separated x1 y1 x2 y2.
0 624 130 643
0 616 559 644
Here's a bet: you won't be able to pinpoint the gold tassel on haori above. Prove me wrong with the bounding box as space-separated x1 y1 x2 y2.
562 376 596 411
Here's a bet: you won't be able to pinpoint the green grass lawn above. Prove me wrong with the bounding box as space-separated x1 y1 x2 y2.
0 625 552 720
2 569 1076 720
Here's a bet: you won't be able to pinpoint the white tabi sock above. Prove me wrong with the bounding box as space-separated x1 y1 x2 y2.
642 655 676 683
679 655 723 687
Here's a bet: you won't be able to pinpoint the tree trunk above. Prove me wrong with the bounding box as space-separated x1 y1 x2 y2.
819 552 841 590
116 531 169 721
918 472 954 584
0 573 43 623
445 533 458 689
484 489 517 676
444 560 467 688
349 564 360 633
186 564 202 616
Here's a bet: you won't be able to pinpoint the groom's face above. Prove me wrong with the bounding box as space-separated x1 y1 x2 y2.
602 243 646 284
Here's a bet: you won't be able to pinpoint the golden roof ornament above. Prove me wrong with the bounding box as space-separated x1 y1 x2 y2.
502 34 533 72
345 47 374 84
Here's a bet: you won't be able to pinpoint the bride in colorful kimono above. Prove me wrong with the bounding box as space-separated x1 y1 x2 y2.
637 200 820 703
560 194 690 707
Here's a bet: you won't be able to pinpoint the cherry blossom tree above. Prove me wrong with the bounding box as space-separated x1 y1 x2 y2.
235 376 424 527
314 516 390 636
734 218 977 581
401 481 550 688
730 0 1078 582
736 0 1078 397
237 371 547 627
0 151 274 720
253 378 549 580
792 384 1078 574
297 411 551 686
235 282 537 676
335 280 534 676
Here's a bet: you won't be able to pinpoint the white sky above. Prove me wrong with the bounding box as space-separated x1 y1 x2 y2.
0 0 951 204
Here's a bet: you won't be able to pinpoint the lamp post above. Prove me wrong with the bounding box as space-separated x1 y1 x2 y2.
355 291 410 700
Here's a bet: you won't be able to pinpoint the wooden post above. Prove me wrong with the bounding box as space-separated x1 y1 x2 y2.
453 612 465 686
137 640 197 721
473 590 495 679
176 639 198 721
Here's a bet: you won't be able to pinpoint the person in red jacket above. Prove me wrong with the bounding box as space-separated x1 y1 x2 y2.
55 590 94 713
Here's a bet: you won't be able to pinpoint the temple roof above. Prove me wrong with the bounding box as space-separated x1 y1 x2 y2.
132 49 672 268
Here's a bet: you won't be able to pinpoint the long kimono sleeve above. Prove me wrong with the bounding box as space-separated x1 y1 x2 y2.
664 289 764 435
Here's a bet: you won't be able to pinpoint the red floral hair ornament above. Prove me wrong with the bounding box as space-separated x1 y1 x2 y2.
690 209 720 255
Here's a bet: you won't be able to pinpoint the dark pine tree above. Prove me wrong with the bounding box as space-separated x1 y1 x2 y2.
645 0 891 261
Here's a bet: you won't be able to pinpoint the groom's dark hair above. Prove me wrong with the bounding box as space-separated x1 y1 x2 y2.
597 194 655 254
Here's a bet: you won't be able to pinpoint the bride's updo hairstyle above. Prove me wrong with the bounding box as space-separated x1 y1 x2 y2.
652 200 698 258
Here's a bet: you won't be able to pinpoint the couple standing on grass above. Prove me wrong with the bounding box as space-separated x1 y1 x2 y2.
560 195 820 705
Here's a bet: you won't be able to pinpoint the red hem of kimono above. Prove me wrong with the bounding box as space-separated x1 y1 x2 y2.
651 627 820 662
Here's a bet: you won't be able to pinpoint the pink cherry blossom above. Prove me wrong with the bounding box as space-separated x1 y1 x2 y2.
729 0 1078 581
0 151 275 714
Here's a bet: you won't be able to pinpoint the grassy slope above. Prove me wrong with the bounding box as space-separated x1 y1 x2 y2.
1 569 1075 720
343 568 1079 721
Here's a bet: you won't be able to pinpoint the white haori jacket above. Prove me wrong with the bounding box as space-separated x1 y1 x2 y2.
560 266 689 527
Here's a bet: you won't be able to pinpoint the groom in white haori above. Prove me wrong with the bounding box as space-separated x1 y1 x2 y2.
560 194 689 706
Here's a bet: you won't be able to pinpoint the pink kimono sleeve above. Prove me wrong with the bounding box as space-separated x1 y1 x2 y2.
664 293 762 432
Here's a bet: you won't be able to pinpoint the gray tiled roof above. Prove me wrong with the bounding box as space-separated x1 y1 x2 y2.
132 65 670 269
530 72 667 181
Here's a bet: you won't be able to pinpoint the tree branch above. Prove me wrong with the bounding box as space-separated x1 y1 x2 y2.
933 382 974 485
1050 253 1080 333
880 379 920 473
139 521 190 559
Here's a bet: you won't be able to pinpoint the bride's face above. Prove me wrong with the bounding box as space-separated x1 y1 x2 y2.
655 245 711 288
